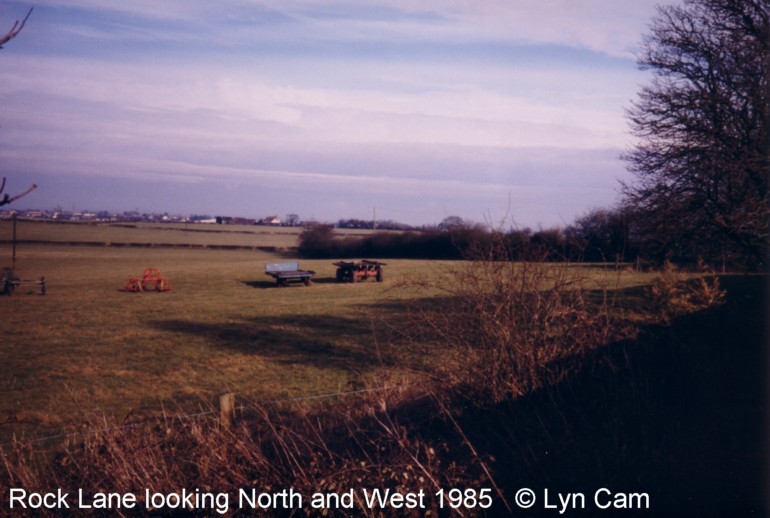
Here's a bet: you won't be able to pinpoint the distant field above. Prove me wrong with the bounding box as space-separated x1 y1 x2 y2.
0 219 388 250
0 220 303 249
0 222 658 442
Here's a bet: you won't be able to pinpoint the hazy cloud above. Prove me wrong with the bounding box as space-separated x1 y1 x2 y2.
0 0 665 226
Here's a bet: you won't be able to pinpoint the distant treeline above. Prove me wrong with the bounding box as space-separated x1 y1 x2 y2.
336 218 414 231
302 204 760 269
298 212 635 263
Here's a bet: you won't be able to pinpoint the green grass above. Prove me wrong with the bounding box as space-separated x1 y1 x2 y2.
0 221 659 442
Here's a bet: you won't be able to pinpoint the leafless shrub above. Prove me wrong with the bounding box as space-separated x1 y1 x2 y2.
394 238 630 403
6 235 714 515
647 261 726 323
1 388 496 516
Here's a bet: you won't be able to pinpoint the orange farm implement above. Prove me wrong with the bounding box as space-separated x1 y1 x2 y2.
121 268 172 292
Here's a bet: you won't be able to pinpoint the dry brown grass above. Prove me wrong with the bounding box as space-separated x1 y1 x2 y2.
647 260 726 322
1 383 498 516
0 256 752 516
7 224 735 516
389 250 635 404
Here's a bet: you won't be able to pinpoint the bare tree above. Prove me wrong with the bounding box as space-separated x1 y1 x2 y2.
1 9 37 207
0 7 32 48
566 207 633 263
623 0 769 269
0 177 37 207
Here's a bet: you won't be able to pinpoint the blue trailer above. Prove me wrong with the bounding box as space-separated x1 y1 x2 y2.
264 262 316 287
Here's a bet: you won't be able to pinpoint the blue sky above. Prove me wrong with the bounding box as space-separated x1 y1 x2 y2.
0 1 665 227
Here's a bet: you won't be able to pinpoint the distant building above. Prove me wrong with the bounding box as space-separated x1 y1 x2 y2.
260 215 281 226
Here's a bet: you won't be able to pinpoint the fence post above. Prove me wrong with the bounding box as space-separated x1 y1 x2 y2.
12 213 17 270
220 393 235 428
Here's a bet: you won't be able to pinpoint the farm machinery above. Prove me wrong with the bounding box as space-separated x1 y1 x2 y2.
1 267 45 295
333 260 386 283
121 267 173 292
265 262 316 287
1 208 46 296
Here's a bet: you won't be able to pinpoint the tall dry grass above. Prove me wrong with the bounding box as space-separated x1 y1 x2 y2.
1 240 731 516
392 242 633 404
1 387 496 516
647 260 726 322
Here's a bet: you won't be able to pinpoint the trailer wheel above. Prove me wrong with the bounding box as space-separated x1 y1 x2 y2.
376 268 384 282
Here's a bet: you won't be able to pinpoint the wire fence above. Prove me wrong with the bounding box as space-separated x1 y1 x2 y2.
0 383 420 451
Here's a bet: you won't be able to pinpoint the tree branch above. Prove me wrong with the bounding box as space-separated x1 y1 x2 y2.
0 7 33 48
0 178 37 207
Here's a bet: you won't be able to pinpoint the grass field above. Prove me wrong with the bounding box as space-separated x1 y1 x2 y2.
2 221 767 516
0 219 394 249
0 220 658 443
0 219 302 249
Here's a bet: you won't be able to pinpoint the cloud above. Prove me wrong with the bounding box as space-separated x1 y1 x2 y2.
0 1 659 226
20 0 661 57
2 50 639 151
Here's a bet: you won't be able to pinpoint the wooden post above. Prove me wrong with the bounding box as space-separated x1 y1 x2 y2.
220 393 235 429
12 213 17 270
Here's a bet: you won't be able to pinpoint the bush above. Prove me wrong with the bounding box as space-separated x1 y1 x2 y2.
647 261 726 322
297 224 339 258
393 239 630 403
1 389 497 517
298 225 549 261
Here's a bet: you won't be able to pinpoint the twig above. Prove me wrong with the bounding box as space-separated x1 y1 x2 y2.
0 8 33 48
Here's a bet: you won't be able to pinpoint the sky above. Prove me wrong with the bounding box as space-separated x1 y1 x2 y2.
0 1 667 228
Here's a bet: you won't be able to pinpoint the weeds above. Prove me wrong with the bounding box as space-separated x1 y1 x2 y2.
647 261 726 322
1 390 492 517
0 237 743 516
394 242 631 403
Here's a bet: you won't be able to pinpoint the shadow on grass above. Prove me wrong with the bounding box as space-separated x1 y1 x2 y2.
240 279 277 289
151 314 384 373
450 274 767 517
355 275 766 516
153 276 766 516
240 277 348 288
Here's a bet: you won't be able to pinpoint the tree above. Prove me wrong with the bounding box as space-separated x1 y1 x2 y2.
1 7 32 48
437 216 466 231
0 177 37 207
297 223 338 258
623 0 769 269
2 9 37 207
567 207 634 263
